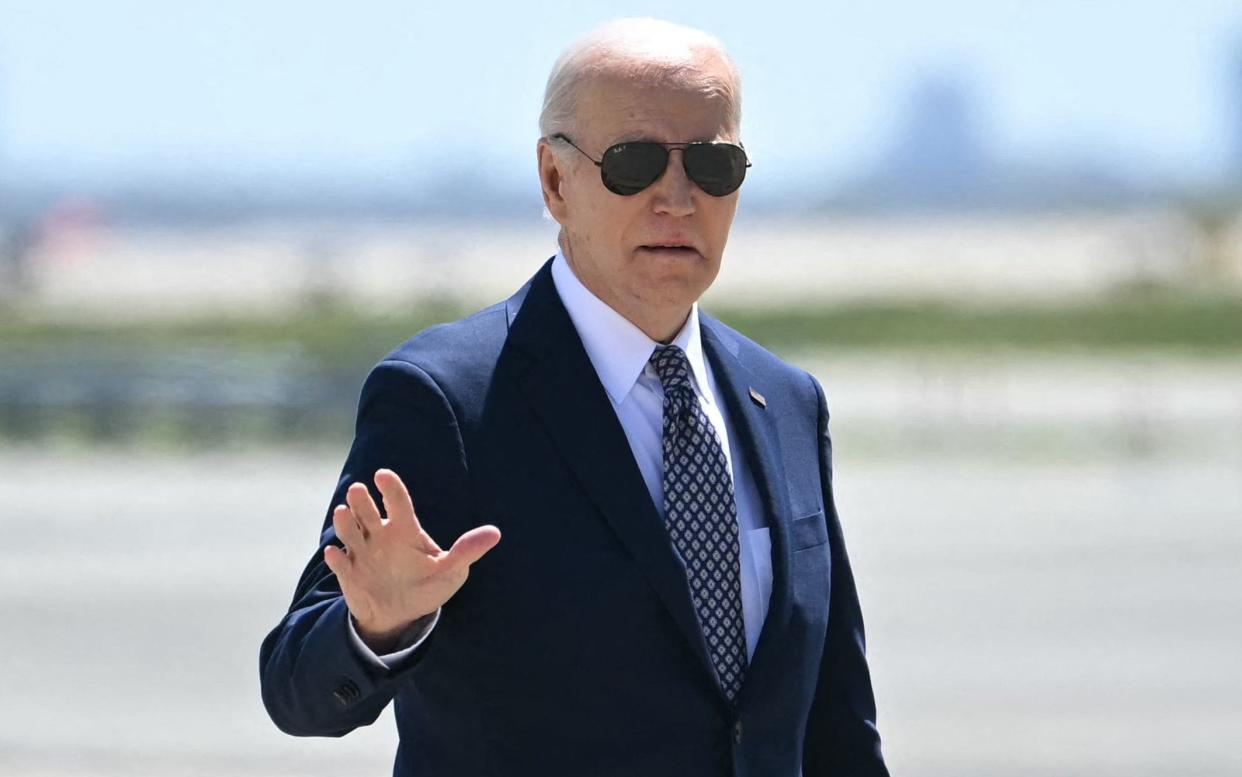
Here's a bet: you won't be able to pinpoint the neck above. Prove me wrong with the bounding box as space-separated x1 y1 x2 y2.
642 309 692 345
559 239 691 343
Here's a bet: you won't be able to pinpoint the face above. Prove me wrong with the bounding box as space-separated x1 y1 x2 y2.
538 66 741 339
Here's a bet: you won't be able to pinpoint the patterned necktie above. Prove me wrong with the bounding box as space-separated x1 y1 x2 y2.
649 343 747 702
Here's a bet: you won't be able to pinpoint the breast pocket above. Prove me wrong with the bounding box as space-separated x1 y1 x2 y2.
789 509 828 551
788 510 832 632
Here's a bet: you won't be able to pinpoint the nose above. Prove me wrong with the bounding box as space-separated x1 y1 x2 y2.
650 149 695 217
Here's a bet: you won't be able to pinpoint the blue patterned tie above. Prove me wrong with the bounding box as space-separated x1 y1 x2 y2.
649 343 747 701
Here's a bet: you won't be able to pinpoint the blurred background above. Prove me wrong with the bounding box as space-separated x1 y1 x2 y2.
2 1 1241 775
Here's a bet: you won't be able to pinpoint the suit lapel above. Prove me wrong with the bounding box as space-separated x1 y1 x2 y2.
700 316 796 703
505 260 717 686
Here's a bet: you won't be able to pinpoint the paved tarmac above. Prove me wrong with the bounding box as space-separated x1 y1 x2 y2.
1 401 1239 775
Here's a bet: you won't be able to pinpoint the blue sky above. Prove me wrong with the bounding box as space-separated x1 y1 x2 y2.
1 0 1240 193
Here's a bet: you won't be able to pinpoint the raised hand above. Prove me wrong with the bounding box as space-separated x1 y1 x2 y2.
323 468 501 651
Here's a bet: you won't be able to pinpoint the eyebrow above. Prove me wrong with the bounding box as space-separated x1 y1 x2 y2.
610 135 725 145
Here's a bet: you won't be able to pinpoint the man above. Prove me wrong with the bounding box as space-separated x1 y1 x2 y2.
260 18 888 777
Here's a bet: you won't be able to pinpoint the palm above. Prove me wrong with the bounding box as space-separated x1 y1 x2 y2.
323 468 501 641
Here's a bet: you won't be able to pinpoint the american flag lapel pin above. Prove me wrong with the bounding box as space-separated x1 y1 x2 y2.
748 387 767 408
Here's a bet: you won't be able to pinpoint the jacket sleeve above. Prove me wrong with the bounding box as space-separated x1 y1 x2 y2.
802 374 890 776
258 357 471 737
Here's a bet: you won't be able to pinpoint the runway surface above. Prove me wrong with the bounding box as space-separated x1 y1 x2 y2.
2 387 1239 776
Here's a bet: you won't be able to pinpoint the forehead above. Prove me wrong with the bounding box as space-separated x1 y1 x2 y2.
574 71 736 144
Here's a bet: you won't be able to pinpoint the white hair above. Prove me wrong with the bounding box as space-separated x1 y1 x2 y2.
538 18 743 139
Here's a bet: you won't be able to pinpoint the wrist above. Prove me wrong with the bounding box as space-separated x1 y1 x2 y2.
352 615 408 654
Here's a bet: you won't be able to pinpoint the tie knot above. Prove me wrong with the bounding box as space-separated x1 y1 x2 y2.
649 344 696 396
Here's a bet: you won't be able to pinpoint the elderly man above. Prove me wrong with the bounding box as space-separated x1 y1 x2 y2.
260 18 888 777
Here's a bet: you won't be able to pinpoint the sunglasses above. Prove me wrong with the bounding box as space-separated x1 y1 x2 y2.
550 133 751 197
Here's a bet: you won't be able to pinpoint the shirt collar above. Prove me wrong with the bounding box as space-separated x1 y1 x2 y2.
550 249 715 407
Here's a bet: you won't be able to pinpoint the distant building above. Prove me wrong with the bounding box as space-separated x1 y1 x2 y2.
1232 39 1242 181
829 65 1142 213
880 71 990 192
833 69 992 210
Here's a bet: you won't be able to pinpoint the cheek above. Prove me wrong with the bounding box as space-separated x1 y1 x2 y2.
707 201 739 243
585 207 627 246
562 170 608 224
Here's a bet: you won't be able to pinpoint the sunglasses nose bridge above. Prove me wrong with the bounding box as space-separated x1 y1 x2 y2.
639 145 683 178
648 146 697 212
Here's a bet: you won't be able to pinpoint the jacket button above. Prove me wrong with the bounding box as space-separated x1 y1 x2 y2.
332 679 361 707
732 720 744 745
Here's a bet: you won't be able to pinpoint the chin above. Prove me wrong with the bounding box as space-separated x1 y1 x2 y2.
638 274 712 309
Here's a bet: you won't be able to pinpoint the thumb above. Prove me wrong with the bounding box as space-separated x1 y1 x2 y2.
444 525 502 570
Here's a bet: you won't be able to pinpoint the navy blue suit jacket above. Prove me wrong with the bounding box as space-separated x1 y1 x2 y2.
259 258 888 776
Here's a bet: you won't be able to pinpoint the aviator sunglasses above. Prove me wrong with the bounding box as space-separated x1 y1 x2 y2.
550 133 751 196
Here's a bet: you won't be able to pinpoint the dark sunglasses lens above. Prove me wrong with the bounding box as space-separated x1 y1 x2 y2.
600 143 669 195
684 143 748 196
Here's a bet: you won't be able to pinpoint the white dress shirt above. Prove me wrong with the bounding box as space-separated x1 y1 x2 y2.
349 251 773 668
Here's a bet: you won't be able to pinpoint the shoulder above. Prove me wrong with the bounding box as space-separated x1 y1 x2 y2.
381 300 509 374
358 299 511 418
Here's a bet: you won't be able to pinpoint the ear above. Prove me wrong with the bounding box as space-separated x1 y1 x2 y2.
537 139 571 224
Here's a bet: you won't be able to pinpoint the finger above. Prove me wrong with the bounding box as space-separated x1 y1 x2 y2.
332 503 366 550
373 468 417 526
374 469 442 554
345 481 382 537
323 543 351 578
443 525 502 571
375 469 444 553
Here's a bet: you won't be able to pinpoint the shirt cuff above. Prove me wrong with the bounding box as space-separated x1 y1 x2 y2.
346 608 441 671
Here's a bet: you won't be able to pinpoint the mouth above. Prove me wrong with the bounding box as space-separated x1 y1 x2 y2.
637 243 701 258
